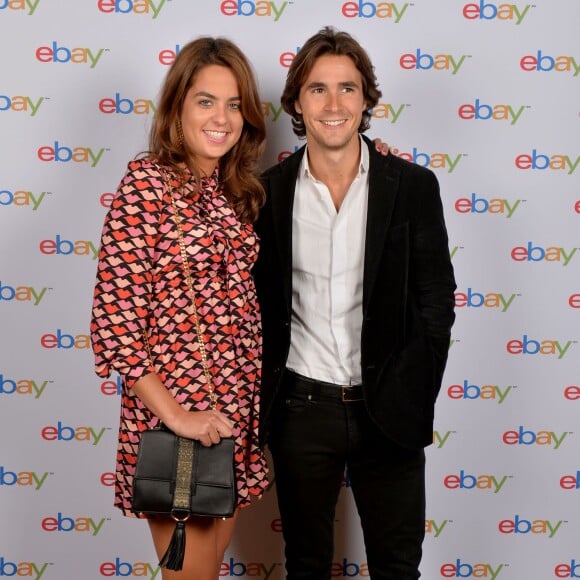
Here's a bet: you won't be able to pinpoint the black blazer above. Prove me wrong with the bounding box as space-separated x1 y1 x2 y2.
254 135 456 449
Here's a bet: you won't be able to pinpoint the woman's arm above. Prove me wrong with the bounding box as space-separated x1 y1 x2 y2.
131 372 233 446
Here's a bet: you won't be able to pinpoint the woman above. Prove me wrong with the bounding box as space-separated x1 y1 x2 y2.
90 37 268 579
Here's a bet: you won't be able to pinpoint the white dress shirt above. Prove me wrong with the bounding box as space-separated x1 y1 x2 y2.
286 138 369 385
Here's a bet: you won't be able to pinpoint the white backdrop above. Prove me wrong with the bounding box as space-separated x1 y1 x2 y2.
1 1 579 578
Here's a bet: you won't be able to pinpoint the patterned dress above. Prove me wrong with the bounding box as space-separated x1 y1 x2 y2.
90 159 268 517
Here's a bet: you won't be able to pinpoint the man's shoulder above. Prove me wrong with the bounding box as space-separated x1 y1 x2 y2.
261 144 306 181
363 135 436 181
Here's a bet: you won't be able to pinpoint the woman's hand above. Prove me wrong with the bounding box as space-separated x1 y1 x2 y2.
172 408 234 447
132 372 234 446
373 138 390 156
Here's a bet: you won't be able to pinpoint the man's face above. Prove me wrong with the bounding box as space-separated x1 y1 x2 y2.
295 54 367 153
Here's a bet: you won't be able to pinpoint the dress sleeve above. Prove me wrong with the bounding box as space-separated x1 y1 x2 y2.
90 160 164 388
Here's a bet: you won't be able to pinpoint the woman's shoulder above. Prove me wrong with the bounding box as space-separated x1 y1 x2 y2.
112 158 170 208
125 157 166 178
124 157 176 190
125 157 184 189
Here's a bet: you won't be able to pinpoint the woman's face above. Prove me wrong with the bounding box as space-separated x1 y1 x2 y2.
180 64 244 175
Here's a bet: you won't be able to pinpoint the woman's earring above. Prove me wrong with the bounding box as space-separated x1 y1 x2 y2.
177 120 184 147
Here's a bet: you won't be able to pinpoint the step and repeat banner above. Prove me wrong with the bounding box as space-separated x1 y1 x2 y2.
1 1 578 578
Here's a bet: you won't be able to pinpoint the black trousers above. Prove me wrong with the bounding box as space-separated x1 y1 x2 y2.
269 371 426 580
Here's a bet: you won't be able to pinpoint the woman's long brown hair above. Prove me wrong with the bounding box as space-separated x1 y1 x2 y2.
148 37 266 223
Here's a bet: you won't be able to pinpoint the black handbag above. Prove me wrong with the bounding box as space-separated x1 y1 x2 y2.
131 173 236 571
132 431 235 518
132 432 235 572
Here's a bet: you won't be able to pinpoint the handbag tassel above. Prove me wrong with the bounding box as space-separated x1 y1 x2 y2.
159 520 187 571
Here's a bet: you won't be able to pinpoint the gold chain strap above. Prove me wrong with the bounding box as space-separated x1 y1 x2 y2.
166 172 217 411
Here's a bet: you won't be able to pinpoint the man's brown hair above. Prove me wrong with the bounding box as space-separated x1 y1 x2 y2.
281 26 382 138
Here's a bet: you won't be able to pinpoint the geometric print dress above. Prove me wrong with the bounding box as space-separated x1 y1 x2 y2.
90 159 269 517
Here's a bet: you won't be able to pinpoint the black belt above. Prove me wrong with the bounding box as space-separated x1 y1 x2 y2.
284 370 364 403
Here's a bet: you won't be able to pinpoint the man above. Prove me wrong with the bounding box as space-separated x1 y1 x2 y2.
254 27 456 580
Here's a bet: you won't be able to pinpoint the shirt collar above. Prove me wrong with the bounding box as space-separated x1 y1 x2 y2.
300 135 369 181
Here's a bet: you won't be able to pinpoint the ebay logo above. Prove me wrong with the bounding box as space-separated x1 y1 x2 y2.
341 1 410 21
0 95 44 116
219 0 288 21
0 558 48 579
441 560 504 579
97 0 167 19
462 1 532 24
35 41 106 68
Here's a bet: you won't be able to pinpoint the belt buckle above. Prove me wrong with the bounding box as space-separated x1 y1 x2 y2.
341 385 360 403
